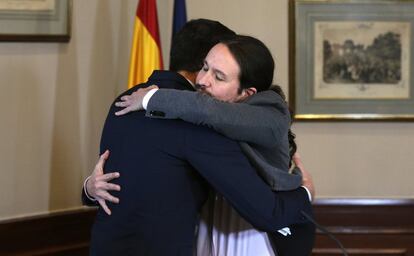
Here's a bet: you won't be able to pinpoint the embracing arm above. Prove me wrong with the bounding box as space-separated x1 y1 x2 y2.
146 89 290 148
184 127 313 232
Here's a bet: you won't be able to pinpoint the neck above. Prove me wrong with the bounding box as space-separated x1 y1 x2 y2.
177 70 197 87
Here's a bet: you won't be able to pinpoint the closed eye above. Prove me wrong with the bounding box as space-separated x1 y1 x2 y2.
215 74 224 81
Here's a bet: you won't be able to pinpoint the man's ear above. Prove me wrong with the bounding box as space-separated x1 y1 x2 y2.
243 87 257 97
238 87 257 101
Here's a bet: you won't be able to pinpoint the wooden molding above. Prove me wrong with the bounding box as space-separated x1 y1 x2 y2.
1 199 413 255
312 198 414 256
0 207 96 256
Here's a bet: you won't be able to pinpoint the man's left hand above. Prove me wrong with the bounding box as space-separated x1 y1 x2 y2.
293 152 315 201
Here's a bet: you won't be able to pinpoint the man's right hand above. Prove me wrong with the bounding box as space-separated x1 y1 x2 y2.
85 150 121 215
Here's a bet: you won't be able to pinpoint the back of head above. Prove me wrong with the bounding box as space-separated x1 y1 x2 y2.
220 35 275 92
169 19 236 72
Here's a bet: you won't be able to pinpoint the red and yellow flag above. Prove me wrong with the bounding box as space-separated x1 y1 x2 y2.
128 0 163 88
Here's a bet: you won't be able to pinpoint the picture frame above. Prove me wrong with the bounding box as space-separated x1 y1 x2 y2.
0 0 72 42
289 0 414 121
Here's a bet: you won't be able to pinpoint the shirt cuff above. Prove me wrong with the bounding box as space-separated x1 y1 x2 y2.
277 227 292 236
301 186 312 202
83 176 97 202
142 88 159 110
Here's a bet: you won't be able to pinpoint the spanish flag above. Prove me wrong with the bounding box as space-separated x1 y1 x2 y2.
128 0 163 88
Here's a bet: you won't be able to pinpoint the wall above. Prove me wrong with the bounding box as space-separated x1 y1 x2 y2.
183 0 414 198
0 0 412 221
0 0 137 220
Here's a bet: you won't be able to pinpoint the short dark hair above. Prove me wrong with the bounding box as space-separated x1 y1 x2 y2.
169 19 236 72
220 35 275 93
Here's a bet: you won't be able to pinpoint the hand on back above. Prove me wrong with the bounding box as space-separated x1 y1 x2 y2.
86 150 121 215
115 85 159 116
293 152 315 201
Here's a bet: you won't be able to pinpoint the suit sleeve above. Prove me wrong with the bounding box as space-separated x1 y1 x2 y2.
184 127 312 232
146 89 289 148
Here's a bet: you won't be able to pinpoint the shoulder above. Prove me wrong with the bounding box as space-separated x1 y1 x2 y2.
245 90 284 106
182 122 242 152
246 90 290 118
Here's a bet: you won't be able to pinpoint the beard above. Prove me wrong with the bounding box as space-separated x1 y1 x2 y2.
194 84 213 97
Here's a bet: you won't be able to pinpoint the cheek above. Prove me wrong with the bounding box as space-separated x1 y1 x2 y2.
215 87 239 102
207 88 223 100
206 80 240 101
224 83 241 100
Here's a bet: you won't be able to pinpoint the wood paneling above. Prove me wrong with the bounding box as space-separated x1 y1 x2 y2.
1 199 413 256
0 208 96 256
312 199 414 256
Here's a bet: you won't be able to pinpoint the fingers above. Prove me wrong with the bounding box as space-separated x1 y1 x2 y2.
91 170 120 215
114 89 145 116
114 85 158 116
87 172 120 198
92 172 120 185
98 199 112 215
98 172 120 182
120 95 131 101
115 107 133 116
92 177 121 191
95 150 110 172
292 152 310 180
114 95 133 108
293 153 315 200
104 182 121 191
115 100 130 108
292 152 301 163
292 152 304 169
101 149 110 159
294 154 309 178
96 190 120 204
103 192 120 204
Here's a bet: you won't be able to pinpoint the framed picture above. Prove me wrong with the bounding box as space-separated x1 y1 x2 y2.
0 0 72 42
289 0 414 121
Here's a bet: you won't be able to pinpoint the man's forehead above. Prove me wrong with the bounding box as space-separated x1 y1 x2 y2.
205 45 239 76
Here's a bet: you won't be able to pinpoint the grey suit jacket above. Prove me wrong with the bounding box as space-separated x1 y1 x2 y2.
146 89 302 191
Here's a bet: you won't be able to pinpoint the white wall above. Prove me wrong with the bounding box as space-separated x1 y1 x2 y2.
0 0 412 220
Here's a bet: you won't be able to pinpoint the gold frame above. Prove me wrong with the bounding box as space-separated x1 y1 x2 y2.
289 0 414 121
0 0 72 42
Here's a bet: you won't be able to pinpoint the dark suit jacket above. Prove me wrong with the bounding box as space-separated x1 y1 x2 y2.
86 71 313 256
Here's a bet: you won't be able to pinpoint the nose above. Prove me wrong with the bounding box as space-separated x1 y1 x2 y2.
197 71 212 88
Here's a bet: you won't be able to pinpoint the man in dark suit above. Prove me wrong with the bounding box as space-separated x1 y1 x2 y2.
84 19 314 256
